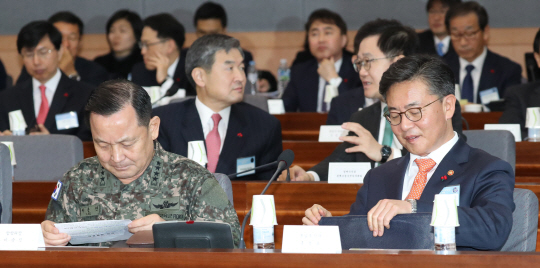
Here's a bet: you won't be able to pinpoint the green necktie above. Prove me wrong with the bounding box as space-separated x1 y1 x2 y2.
382 106 393 147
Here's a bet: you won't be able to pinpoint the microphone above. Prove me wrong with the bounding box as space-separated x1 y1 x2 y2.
152 85 179 105
238 149 294 249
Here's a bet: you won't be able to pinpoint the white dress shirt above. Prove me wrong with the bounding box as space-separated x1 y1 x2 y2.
434 35 451 56
459 47 487 103
401 131 459 200
195 97 231 153
317 58 343 112
33 68 62 118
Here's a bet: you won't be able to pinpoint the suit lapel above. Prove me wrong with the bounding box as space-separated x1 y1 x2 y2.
216 104 246 173
182 100 205 144
44 75 72 131
306 61 319 111
19 81 37 127
386 155 410 200
478 50 496 93
337 53 353 94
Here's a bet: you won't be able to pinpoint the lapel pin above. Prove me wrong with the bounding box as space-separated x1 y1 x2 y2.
447 170 454 176
64 93 69 97
441 175 448 181
237 133 243 137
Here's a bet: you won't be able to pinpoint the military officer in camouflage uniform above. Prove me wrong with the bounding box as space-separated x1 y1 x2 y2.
41 79 240 247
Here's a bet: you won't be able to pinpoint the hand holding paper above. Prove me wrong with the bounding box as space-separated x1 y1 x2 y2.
340 122 385 161
128 214 166 233
41 220 71 246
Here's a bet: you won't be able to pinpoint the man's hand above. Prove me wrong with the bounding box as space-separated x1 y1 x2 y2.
41 220 71 246
340 122 384 161
29 124 50 135
128 214 166 233
302 204 332 225
0 130 12 136
58 46 77 77
277 165 314 181
145 51 171 84
318 57 339 82
367 199 412 237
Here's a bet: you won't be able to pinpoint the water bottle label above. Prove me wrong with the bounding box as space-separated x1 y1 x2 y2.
434 226 455 244
253 226 274 244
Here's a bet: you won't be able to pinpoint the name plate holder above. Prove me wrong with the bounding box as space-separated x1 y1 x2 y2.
281 225 342 253
0 224 45 250
328 162 371 183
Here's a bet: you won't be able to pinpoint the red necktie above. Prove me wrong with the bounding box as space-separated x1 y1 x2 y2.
36 84 49 125
206 113 222 173
406 158 436 200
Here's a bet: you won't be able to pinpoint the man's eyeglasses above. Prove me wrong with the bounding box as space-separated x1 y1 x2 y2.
138 39 169 49
22 48 53 60
450 29 481 41
384 97 443 126
353 56 396 72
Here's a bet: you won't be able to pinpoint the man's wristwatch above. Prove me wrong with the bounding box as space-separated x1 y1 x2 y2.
406 199 417 213
380 145 392 163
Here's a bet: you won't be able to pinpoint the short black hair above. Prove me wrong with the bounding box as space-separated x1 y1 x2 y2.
305 9 347 36
194 2 227 28
84 79 152 128
106 10 144 42
426 0 462 12
445 1 489 32
143 13 185 50
379 55 455 101
258 70 277 92
185 34 243 88
48 11 84 36
353 19 418 57
17 21 62 53
534 28 540 54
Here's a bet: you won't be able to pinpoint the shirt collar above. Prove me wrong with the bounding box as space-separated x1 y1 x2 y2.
408 131 459 169
167 56 180 78
434 35 450 46
32 68 61 91
459 46 487 70
195 96 231 126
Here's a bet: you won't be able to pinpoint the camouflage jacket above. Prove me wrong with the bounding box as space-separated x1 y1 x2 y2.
45 142 240 247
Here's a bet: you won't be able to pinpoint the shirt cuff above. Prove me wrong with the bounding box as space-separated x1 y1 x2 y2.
329 77 342 87
392 147 402 158
307 171 321 181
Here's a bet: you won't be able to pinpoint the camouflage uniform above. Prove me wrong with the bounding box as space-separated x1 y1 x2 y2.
45 142 240 247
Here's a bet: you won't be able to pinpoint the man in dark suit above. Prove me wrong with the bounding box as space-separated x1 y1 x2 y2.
445 1 522 104
304 55 514 251
417 0 460 58
130 14 195 105
16 12 108 87
499 28 540 139
153 34 282 180
0 21 92 141
282 9 362 112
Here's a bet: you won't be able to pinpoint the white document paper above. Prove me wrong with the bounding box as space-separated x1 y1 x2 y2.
484 124 522 142
55 220 132 245
282 225 342 253
328 162 371 183
318 125 347 142
267 99 285 114
0 224 45 250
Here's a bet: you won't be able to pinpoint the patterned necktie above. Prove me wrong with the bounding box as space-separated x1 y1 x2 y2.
406 158 436 200
436 42 444 56
381 106 393 147
36 84 49 124
461 64 475 103
206 113 222 173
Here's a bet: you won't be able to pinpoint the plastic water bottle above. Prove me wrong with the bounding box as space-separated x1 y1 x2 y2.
253 226 275 249
277 59 290 97
247 61 258 95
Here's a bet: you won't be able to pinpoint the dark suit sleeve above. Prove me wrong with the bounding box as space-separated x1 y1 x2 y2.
153 109 172 151
0 92 9 131
347 170 372 215
16 67 31 85
503 64 523 93
326 97 341 125
452 100 463 137
282 75 299 112
255 118 283 180
499 85 526 138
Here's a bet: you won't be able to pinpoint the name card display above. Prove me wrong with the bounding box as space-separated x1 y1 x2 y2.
281 225 341 253
328 162 371 183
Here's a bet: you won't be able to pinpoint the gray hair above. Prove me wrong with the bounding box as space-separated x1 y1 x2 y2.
185 34 244 87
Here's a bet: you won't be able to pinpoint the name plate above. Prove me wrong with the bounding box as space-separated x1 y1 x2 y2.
318 126 347 142
484 124 521 142
267 99 285 114
281 225 342 253
0 224 45 250
328 162 371 183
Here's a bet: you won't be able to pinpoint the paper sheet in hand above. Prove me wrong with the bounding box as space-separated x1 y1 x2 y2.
55 220 133 245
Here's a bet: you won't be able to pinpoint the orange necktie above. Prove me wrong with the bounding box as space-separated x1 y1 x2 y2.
406 158 436 200
36 84 49 124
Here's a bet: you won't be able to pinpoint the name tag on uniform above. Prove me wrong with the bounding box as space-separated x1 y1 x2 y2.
236 156 255 177
328 162 371 183
439 184 460 206
80 204 101 217
55 111 79 130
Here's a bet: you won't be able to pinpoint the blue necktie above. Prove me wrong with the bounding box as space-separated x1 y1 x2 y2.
461 65 475 103
436 42 444 56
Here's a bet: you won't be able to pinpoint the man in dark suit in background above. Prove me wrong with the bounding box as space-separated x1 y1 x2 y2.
153 34 282 180
499 28 540 139
282 9 362 112
130 13 194 105
0 21 92 140
304 55 515 251
417 0 460 58
444 1 522 104
16 11 109 87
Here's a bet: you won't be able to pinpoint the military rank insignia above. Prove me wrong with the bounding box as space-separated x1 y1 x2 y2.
51 180 63 201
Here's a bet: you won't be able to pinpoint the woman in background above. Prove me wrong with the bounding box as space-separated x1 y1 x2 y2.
94 10 143 79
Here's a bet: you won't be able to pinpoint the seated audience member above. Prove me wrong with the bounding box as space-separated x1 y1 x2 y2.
279 19 463 182
185 1 253 75
0 21 92 140
94 10 144 79
304 55 515 251
41 79 240 247
130 13 194 105
281 9 362 112
153 34 282 180
17 11 109 86
499 28 540 139
444 1 522 104
417 0 461 58
0 59 7 91
257 70 277 93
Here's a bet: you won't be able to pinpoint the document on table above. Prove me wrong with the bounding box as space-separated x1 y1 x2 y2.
55 220 133 245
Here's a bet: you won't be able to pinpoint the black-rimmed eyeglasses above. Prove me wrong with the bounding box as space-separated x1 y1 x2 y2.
353 56 396 72
384 97 443 125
